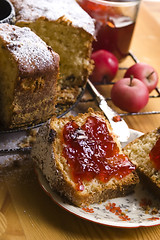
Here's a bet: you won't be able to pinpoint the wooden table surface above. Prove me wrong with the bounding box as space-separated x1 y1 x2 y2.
0 1 160 239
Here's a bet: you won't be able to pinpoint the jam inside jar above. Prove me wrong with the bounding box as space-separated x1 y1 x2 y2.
76 0 139 61
149 138 160 170
62 116 135 191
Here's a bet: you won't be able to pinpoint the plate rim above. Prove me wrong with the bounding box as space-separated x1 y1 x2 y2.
35 129 160 228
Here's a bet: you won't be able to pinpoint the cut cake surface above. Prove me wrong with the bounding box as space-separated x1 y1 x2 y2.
124 127 160 198
31 109 139 207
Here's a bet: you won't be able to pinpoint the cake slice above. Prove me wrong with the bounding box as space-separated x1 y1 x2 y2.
31 109 139 207
124 127 160 198
0 23 59 129
10 0 95 104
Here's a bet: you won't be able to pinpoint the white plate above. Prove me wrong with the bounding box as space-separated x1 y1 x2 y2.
35 129 160 228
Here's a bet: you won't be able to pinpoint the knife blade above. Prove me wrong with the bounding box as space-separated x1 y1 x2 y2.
87 79 130 142
0 146 31 156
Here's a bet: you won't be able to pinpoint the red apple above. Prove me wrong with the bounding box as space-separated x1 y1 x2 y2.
124 63 159 93
90 50 118 84
111 77 149 112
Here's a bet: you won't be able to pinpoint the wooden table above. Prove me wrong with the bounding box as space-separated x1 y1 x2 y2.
0 1 160 239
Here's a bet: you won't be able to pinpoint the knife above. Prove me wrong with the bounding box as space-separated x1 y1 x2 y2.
0 146 31 156
87 79 130 142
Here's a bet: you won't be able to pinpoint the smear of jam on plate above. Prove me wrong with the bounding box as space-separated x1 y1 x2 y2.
149 138 160 170
62 116 135 191
112 115 122 122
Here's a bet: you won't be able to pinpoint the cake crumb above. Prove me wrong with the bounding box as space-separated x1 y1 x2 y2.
151 207 158 215
18 129 37 148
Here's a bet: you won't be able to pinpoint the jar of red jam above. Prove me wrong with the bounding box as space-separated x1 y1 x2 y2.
77 0 141 61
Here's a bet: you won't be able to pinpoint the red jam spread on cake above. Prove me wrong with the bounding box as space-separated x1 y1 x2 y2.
63 116 135 191
149 138 160 170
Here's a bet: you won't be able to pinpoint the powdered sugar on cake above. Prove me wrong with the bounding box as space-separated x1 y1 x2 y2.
10 0 95 36
0 24 56 74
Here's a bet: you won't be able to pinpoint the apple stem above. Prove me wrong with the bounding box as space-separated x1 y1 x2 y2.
147 71 154 80
130 75 134 86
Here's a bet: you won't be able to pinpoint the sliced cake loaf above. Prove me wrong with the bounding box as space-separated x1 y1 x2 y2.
124 127 160 198
31 109 139 207
0 23 59 129
10 0 95 104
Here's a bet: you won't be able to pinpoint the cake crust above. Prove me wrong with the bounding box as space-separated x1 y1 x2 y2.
0 23 59 129
10 0 95 36
0 24 59 77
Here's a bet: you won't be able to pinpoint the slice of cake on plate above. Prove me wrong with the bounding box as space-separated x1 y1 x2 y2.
0 23 59 129
31 108 139 207
10 0 95 104
124 127 160 198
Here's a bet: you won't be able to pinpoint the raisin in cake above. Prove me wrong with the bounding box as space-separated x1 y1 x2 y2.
124 127 160 198
10 0 95 104
31 108 139 207
0 23 59 129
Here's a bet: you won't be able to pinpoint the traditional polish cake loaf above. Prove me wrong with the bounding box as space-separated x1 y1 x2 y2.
124 127 160 198
0 23 59 129
31 108 139 207
10 0 95 104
